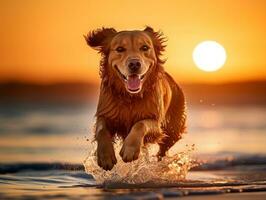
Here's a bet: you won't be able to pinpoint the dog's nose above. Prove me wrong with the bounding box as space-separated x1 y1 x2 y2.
128 59 141 72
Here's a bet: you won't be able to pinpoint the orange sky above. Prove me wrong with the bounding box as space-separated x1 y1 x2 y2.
0 0 266 84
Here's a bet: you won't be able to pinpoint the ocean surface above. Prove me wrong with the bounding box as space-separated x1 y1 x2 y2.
0 102 266 199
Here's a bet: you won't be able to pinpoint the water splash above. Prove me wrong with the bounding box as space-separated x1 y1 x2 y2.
83 139 196 185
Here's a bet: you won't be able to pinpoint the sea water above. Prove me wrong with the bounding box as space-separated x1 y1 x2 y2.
0 103 266 199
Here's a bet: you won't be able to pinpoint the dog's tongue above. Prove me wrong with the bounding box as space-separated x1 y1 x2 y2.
127 75 141 91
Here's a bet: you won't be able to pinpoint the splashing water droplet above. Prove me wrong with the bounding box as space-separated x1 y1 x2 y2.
83 139 196 185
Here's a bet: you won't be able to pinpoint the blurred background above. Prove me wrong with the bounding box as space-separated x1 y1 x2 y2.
0 0 266 164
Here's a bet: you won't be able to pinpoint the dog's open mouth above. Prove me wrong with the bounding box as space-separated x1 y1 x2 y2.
115 65 145 93
126 74 144 93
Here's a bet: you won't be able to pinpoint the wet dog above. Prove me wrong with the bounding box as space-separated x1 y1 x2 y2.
85 27 186 170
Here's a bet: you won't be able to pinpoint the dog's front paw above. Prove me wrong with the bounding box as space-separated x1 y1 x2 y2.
97 141 117 170
119 133 143 162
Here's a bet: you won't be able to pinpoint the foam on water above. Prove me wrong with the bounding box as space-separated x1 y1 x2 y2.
83 139 196 185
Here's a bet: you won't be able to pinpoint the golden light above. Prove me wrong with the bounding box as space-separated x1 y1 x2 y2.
193 41 227 72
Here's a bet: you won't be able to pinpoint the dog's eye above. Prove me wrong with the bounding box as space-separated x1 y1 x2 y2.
140 45 149 51
116 46 126 53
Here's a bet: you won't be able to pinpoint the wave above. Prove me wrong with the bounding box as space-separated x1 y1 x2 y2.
0 163 84 174
84 140 266 185
193 154 266 171
1 154 266 174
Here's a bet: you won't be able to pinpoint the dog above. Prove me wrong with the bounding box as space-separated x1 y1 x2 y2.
85 26 186 170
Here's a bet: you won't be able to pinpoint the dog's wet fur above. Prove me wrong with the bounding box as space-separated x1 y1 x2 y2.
85 27 186 170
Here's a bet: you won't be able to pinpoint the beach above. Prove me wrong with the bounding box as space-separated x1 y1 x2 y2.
0 101 266 199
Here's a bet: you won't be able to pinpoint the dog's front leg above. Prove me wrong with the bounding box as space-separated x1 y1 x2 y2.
95 117 117 170
120 119 160 162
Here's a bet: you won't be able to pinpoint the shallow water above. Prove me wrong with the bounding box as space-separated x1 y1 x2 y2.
0 103 266 199
1 159 266 199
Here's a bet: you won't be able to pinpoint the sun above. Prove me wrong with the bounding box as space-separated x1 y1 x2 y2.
193 41 227 72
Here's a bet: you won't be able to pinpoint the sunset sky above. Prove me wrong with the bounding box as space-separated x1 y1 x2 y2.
0 0 265 84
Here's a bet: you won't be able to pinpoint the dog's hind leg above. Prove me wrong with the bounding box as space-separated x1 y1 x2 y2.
157 74 186 160
157 131 183 160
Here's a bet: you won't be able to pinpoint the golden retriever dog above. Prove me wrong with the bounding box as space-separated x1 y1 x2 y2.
85 27 186 170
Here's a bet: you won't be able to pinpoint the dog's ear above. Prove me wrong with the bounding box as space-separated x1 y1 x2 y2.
144 26 166 55
84 27 117 53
